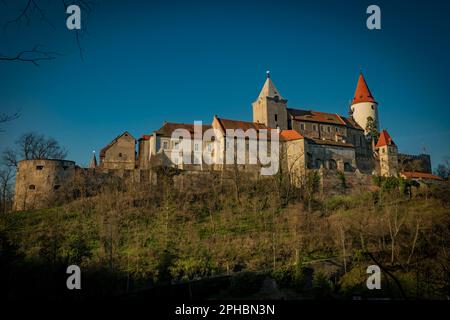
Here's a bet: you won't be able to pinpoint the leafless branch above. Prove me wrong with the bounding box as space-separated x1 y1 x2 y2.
0 45 61 66
4 0 54 30
0 111 20 124
2 0 94 64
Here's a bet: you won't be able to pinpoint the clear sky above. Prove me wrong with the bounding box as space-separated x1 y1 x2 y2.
1 0 449 168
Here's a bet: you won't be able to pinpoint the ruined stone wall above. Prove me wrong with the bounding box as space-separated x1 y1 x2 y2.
14 159 76 211
398 153 431 173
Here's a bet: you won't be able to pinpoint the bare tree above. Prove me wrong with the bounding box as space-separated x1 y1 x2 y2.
0 166 14 213
435 156 450 180
2 132 67 167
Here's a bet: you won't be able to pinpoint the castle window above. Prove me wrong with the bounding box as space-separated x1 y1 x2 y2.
119 153 122 157
29 185 35 190
36 165 44 170
328 159 337 170
163 141 168 149
54 185 61 190
344 162 353 172
371 105 374 110
315 159 322 169
274 114 278 122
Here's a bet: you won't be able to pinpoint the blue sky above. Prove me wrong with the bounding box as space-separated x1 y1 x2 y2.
1 0 449 168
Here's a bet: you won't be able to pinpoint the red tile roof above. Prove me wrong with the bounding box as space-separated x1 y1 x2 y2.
401 172 444 181
376 129 395 148
140 134 152 141
352 73 376 105
280 130 304 141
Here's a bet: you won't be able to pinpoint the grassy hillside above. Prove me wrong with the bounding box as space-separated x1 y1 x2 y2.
1 174 449 299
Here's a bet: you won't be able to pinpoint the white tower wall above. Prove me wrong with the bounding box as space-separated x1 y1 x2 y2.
351 101 379 134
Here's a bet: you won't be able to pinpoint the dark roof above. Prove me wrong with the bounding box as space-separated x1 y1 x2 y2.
215 117 278 139
340 116 364 130
288 108 363 131
100 131 135 158
216 117 268 131
308 138 354 148
155 122 212 137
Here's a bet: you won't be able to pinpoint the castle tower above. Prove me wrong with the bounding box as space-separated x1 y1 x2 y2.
350 72 379 134
376 129 398 176
13 159 76 211
252 71 288 130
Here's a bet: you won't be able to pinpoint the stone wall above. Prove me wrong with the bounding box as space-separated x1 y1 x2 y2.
306 143 356 172
14 159 76 211
398 153 432 173
100 132 136 170
319 168 374 196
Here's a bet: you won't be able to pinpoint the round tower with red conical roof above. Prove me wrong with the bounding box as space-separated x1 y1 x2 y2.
350 72 379 135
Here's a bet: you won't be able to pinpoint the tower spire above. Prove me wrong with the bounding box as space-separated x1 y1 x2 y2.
349 72 379 134
256 71 284 100
352 72 376 105
89 150 97 169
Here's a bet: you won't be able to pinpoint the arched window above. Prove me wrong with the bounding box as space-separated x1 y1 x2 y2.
328 159 337 170
344 162 353 172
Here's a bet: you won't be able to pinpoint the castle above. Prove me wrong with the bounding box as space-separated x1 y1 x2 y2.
13 72 434 211
98 72 399 175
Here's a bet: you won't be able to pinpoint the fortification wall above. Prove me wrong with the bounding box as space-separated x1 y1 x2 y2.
14 159 76 211
319 168 375 196
398 153 431 173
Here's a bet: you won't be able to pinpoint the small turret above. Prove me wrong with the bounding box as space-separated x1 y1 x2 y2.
89 151 97 169
376 129 398 176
